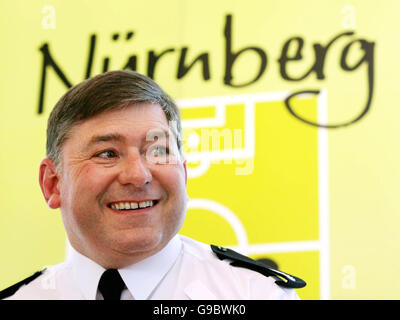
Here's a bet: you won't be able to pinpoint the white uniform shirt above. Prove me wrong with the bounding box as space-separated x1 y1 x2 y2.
5 235 300 300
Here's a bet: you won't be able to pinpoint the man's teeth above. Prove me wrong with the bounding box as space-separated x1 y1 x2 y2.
110 200 155 210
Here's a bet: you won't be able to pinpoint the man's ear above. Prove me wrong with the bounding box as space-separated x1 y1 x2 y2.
182 158 188 186
39 158 61 209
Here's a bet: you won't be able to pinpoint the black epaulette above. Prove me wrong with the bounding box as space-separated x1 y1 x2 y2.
211 245 306 289
0 269 45 300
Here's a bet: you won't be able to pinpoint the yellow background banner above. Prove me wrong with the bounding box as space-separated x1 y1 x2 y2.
1 0 399 299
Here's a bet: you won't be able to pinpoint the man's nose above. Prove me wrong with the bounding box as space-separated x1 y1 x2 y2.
118 152 152 187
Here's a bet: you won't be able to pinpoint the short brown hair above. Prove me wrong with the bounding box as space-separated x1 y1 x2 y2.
46 70 182 167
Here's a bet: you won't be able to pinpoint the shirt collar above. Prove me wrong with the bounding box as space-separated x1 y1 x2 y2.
68 245 106 300
68 235 182 300
119 235 182 299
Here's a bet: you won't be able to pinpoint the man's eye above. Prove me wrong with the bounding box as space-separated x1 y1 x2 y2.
151 146 168 157
96 150 117 158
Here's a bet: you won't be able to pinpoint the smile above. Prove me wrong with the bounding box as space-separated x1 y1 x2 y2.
108 200 157 211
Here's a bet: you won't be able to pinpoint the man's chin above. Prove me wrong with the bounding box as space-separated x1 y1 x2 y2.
105 232 166 263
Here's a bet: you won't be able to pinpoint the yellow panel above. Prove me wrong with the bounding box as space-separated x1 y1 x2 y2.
2 0 400 300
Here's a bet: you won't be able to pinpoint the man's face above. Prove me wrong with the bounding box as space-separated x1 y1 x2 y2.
54 103 187 267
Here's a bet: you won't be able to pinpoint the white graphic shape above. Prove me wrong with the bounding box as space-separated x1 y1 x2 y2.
187 198 248 253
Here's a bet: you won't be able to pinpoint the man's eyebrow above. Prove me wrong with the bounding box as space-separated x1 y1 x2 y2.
85 133 125 148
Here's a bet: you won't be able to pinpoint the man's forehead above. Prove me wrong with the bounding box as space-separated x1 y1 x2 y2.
85 104 167 123
84 127 171 146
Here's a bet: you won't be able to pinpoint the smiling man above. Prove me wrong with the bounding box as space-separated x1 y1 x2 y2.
47 102 187 270
1 70 304 300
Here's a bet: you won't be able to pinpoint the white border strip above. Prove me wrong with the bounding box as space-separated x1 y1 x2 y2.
177 91 290 108
318 89 330 300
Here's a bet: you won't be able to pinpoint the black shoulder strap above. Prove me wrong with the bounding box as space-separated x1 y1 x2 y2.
211 245 306 289
0 269 45 300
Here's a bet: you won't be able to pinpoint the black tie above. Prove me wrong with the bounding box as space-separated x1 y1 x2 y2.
98 269 126 300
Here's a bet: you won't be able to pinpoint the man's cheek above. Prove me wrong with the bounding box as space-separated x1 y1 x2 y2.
79 165 115 189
